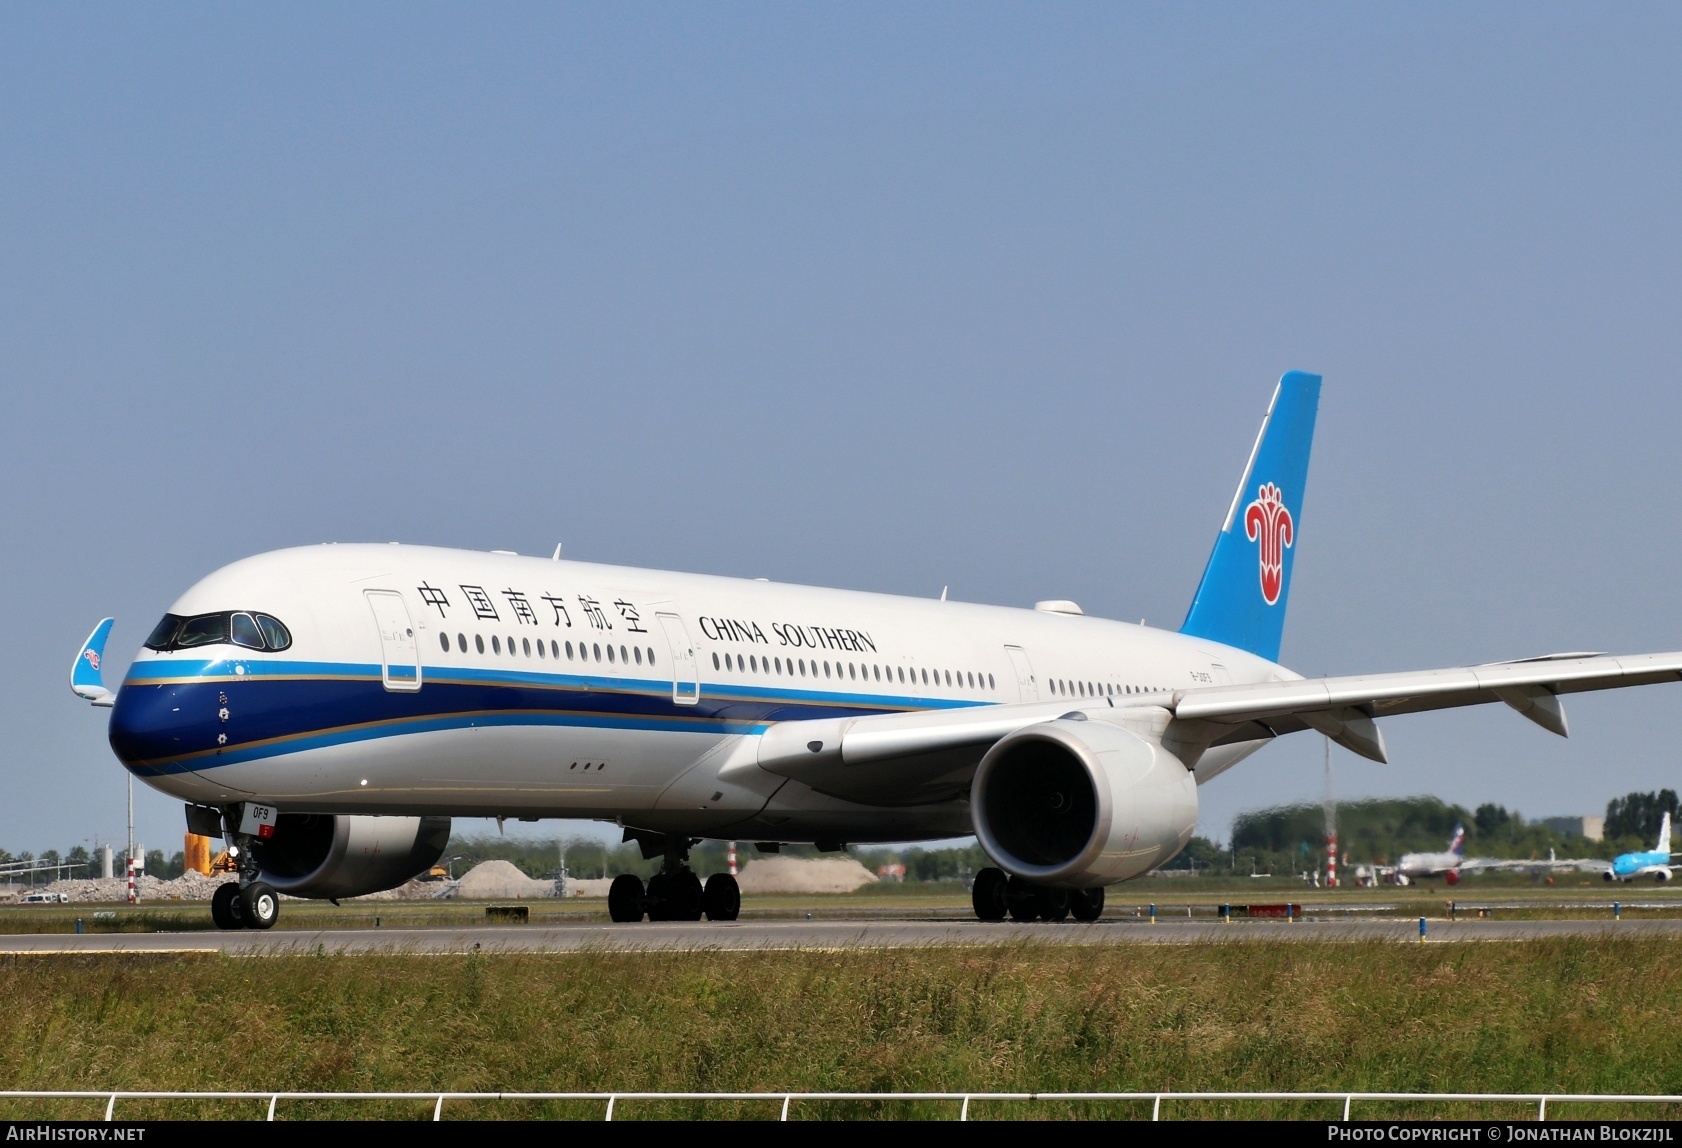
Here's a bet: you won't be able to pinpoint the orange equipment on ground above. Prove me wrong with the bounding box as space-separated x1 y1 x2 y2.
184 833 214 876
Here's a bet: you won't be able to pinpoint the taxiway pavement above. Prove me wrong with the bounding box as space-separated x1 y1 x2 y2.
1 916 1678 955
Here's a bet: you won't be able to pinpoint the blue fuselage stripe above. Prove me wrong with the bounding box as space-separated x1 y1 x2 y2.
110 659 987 777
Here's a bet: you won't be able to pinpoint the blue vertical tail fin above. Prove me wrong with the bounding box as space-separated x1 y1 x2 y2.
1179 371 1321 664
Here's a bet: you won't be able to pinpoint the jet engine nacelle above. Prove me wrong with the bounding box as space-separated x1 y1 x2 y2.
249 814 451 899
971 715 1196 888
1656 868 1673 883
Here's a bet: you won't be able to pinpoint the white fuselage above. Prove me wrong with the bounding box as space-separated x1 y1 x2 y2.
109 544 1284 844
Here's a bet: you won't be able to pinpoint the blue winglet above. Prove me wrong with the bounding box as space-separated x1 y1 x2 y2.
1180 372 1321 664
71 618 117 707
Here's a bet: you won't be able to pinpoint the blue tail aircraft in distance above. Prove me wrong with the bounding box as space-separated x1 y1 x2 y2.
1603 812 1677 883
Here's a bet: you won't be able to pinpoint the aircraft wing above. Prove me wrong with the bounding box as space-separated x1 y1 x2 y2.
1170 650 1682 763
740 650 1682 805
1461 856 1608 874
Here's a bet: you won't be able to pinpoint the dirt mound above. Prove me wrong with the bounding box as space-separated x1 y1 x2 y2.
450 859 556 899
20 871 226 903
734 856 877 895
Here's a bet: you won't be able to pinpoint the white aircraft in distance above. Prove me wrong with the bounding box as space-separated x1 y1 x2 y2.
69 372 1682 931
1392 825 1470 886
1601 812 1680 882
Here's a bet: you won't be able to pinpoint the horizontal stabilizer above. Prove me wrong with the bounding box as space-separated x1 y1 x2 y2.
70 618 116 707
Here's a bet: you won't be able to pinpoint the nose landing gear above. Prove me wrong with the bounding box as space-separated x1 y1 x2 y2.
208 815 280 931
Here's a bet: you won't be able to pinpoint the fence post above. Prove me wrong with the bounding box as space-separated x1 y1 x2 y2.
959 1096 969 1121
1539 1096 1547 1121
1152 1094 1161 1120
605 1095 615 1121
434 1094 444 1121
1343 1094 1352 1120
104 1094 116 1122
780 1095 791 1121
267 1095 278 1121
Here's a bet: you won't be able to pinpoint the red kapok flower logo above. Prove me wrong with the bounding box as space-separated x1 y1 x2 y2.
82 649 100 671
1244 482 1293 605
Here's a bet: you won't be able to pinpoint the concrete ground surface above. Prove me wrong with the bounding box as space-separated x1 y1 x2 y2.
3 916 1681 955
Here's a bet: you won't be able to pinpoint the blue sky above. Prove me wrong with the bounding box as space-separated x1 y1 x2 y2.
5 4 1682 855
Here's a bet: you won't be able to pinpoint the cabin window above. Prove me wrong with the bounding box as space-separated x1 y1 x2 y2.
492 636 501 655
536 639 545 659
635 646 643 665
593 643 602 661
522 638 531 657
823 661 831 678
988 674 995 690
620 645 628 663
458 633 467 652
440 633 451 652
476 635 486 654
713 652 721 670
607 645 616 664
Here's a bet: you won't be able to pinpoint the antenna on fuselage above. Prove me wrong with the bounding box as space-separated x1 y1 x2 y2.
940 586 948 601
552 543 563 560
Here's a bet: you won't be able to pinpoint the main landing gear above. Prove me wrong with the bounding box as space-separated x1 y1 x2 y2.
607 836 740 923
970 867 1103 923
208 829 279 931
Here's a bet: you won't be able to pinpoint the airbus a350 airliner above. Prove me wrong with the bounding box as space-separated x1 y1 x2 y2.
70 372 1682 930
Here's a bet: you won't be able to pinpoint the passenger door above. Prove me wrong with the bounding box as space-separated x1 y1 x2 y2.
365 590 422 692
1005 645 1038 702
656 613 700 706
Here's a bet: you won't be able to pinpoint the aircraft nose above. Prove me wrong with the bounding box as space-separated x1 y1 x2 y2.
108 678 222 771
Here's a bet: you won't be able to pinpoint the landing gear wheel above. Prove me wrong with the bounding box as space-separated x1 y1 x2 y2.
646 870 703 921
703 873 741 921
1005 875 1040 922
211 882 245 930
1069 887 1105 922
971 867 1008 921
608 874 646 923
1036 886 1071 922
669 870 704 921
239 881 280 930
645 872 672 921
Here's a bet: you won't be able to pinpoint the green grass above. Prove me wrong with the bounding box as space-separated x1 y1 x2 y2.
3 938 1682 1119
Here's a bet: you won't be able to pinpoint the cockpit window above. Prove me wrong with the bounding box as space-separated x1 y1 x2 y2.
144 611 293 653
256 615 291 651
144 615 183 649
174 614 229 648
230 613 264 650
